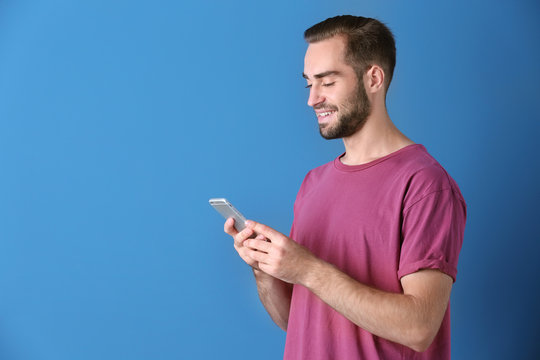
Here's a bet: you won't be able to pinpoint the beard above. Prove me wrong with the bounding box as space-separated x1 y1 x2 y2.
317 82 371 140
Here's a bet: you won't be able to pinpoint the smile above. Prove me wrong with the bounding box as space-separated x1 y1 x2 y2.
317 110 337 118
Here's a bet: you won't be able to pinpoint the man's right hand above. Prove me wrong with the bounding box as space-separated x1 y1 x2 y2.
224 217 293 331
224 218 265 270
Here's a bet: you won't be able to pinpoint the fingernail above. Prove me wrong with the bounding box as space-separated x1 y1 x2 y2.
245 220 253 227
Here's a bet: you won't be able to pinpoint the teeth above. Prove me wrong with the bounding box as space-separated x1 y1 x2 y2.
317 111 336 117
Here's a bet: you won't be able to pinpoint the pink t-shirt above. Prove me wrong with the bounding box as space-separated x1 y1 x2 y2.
284 144 466 360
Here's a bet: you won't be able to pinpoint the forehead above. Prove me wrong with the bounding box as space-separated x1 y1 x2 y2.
304 35 351 76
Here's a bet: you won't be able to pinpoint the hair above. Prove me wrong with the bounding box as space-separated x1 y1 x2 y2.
304 15 396 91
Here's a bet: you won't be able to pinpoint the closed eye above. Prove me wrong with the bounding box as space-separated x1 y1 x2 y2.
322 82 335 87
305 84 312 89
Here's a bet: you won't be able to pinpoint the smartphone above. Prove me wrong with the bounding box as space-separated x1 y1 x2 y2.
209 198 248 232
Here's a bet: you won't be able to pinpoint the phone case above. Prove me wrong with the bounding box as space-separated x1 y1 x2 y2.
209 198 247 231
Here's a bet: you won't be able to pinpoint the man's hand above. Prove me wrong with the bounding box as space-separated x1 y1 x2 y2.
240 220 318 284
224 218 265 270
223 218 294 330
225 218 452 349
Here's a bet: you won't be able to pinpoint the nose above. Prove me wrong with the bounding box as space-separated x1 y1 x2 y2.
307 86 325 107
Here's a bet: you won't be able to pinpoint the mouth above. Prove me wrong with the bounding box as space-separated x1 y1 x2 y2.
316 110 337 123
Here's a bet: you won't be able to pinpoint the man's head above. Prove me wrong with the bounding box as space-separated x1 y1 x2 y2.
302 16 396 139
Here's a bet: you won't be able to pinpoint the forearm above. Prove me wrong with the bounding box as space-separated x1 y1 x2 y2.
302 260 447 352
253 268 293 331
241 220 451 350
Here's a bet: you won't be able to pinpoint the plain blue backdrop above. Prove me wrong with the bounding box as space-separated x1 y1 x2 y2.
0 0 539 359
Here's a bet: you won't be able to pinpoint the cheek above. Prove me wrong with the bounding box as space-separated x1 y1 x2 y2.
338 93 357 112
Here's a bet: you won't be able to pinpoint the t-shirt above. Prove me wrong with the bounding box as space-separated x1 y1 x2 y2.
283 144 466 360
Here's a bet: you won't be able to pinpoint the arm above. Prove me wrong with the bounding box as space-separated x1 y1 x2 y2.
305 261 452 351
243 220 453 352
252 268 293 331
224 218 293 331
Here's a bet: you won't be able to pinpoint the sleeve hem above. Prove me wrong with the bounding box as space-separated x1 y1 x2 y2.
398 259 458 283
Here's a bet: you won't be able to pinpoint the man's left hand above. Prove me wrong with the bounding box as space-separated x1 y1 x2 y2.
242 220 317 285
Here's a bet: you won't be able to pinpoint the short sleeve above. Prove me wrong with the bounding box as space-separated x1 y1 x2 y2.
398 188 466 282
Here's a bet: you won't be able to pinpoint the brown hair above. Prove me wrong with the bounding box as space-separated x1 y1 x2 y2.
304 15 396 91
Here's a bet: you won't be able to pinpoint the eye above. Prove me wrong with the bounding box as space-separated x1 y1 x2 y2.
322 82 335 87
305 84 312 89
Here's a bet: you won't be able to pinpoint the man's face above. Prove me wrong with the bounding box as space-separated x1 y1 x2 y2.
303 35 371 139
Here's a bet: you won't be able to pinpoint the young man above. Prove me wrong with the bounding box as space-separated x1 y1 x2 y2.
225 15 466 359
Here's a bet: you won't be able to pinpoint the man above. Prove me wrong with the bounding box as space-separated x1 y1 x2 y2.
224 15 466 359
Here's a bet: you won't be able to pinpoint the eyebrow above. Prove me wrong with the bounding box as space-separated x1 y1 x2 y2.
302 70 342 80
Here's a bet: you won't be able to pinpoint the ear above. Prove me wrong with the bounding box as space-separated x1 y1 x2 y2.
364 65 385 94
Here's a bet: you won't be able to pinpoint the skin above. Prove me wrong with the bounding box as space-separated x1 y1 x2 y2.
224 35 453 352
305 63 371 140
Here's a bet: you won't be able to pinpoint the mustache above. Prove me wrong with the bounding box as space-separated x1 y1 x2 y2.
313 103 338 111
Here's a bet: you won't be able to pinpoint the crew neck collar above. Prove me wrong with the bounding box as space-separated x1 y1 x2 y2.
333 144 424 172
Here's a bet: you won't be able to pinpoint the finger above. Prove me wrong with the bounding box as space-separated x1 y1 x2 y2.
246 248 269 264
237 250 259 269
254 233 270 243
244 238 272 253
224 218 238 236
245 220 283 241
234 227 254 245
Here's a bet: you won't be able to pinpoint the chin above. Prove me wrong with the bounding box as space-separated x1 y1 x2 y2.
319 126 340 140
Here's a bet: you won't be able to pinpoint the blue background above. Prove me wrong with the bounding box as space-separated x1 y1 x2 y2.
0 0 539 359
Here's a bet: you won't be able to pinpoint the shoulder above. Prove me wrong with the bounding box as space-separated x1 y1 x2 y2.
400 146 466 209
293 158 335 204
301 158 335 186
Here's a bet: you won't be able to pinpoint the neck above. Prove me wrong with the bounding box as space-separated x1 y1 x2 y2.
340 105 414 166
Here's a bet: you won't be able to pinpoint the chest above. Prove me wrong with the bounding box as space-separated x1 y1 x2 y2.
292 171 408 288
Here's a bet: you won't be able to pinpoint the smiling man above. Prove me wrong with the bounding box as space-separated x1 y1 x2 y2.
225 15 466 359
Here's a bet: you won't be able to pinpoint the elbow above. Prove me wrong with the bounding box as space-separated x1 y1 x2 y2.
409 340 431 353
406 325 437 353
270 314 288 332
275 318 288 332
